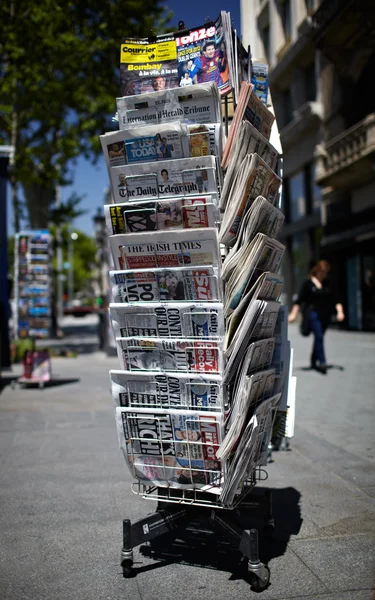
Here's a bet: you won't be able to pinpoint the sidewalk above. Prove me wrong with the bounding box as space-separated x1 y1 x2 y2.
0 325 374 599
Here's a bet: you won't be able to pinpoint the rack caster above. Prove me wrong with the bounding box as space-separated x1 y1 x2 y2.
121 519 134 578
244 529 270 592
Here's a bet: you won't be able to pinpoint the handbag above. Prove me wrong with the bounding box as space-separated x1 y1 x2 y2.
299 304 311 337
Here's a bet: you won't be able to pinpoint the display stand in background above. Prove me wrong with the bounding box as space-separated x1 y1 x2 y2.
13 230 53 389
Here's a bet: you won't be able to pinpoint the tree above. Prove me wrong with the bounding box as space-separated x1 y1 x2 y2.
0 1 171 230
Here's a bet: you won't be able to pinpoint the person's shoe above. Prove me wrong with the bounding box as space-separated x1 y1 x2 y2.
316 364 327 374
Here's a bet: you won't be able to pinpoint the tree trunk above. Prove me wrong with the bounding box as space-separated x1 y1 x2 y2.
22 182 55 229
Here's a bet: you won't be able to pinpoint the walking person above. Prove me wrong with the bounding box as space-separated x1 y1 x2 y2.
288 260 345 374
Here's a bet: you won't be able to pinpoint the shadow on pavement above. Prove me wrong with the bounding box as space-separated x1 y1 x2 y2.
0 375 19 394
135 487 302 583
296 364 345 372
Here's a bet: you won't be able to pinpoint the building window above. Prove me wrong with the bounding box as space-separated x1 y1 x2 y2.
304 62 316 102
310 162 321 212
261 25 270 61
280 0 291 42
289 170 306 222
291 232 310 297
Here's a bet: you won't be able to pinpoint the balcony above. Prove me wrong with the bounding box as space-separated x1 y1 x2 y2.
316 113 375 189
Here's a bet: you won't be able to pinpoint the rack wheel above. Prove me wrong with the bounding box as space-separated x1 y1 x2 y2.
248 565 270 592
38 382 44 389
121 560 133 578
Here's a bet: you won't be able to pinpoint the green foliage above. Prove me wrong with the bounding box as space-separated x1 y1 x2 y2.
0 0 172 228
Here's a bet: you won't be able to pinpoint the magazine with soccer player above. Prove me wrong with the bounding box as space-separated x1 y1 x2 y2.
110 266 221 303
110 370 224 411
116 337 223 374
120 34 179 97
116 406 223 490
109 155 218 204
116 82 221 129
104 196 218 235
109 302 224 340
109 228 220 271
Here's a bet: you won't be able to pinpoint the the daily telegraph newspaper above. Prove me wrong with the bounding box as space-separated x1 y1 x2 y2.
110 370 224 411
220 122 279 212
116 337 223 374
116 82 221 129
116 407 223 490
119 13 234 98
110 266 221 303
109 302 224 340
220 154 282 247
222 82 275 169
109 228 220 271
120 34 179 97
109 156 219 205
104 196 218 235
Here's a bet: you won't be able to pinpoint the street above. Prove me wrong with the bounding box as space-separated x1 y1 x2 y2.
0 320 374 600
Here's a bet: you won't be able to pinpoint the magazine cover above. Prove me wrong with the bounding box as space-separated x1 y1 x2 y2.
116 407 223 488
104 196 218 235
116 337 223 374
251 63 269 106
100 123 190 171
109 155 218 204
109 302 224 340
110 266 221 303
116 82 221 129
110 370 223 411
175 14 231 96
109 228 220 270
120 34 179 97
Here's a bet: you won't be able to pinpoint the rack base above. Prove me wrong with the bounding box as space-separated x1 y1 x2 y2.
121 487 274 592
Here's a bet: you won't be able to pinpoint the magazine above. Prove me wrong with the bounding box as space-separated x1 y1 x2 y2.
110 370 224 411
109 228 220 271
109 302 224 340
100 123 190 170
251 63 269 106
110 266 221 303
222 82 275 169
116 337 223 374
116 82 221 128
104 196 218 235
116 407 223 489
220 154 281 247
109 155 218 204
120 34 179 97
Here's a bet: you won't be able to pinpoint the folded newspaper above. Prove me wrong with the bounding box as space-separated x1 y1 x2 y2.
116 337 223 374
219 154 281 246
109 155 219 204
109 228 220 271
116 82 221 128
110 266 221 303
110 370 224 411
104 196 219 235
220 122 279 211
109 302 224 340
116 407 223 490
222 81 275 169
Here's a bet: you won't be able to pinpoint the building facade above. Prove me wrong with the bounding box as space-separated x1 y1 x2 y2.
241 0 375 330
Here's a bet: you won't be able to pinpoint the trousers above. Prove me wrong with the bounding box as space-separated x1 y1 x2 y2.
308 310 328 366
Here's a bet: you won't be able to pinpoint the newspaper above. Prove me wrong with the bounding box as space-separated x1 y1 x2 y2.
219 394 281 505
116 407 223 490
223 234 285 315
224 299 281 384
220 122 279 211
219 154 281 247
110 266 221 303
222 82 275 169
109 155 218 204
109 228 220 271
216 368 276 461
110 370 224 411
104 196 218 235
120 34 179 96
231 338 276 405
116 337 223 374
116 82 221 129
100 123 190 170
109 302 224 340
176 13 233 96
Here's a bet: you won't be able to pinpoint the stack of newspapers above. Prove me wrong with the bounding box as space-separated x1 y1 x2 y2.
101 16 293 505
